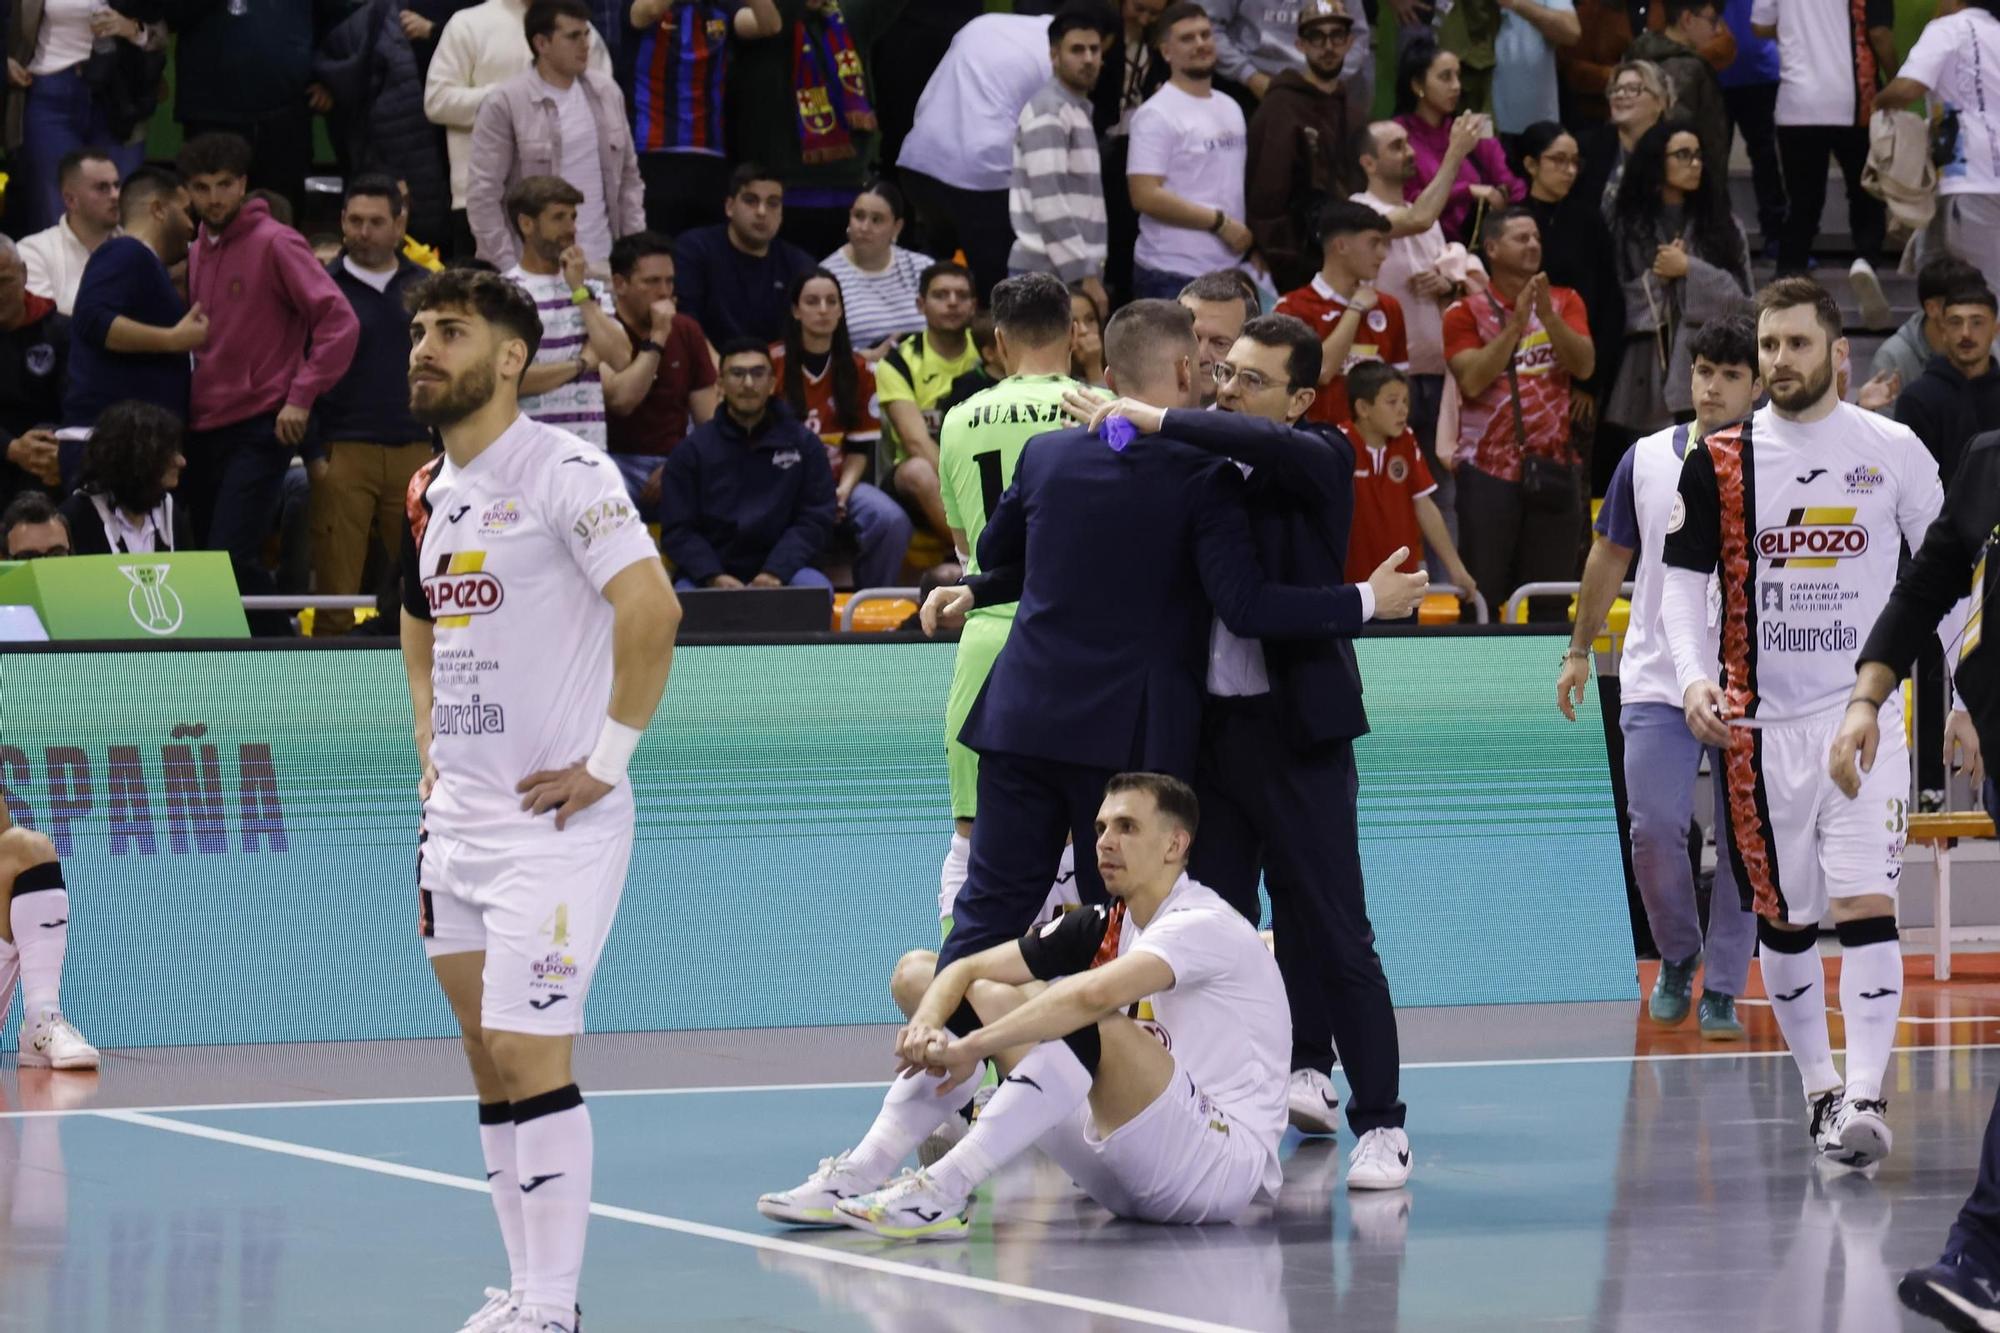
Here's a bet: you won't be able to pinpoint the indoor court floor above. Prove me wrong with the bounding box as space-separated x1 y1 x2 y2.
6 963 2000 1332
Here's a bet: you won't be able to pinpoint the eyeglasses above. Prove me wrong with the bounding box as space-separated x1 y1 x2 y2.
7 547 68 560
722 366 773 383
1666 147 1701 164
1214 362 1279 393
1538 152 1582 169
1299 25 1352 45
1609 82 1650 99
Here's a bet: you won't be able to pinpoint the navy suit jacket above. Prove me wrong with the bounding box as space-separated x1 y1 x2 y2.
961 425 1364 777
1163 409 1370 745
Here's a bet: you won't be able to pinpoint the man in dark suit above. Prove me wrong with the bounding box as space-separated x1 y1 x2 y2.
1067 312 1412 1189
921 299 1427 972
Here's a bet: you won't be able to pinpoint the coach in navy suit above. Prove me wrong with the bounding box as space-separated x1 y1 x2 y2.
922 300 1420 972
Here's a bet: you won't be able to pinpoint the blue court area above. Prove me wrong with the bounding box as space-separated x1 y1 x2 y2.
1 1042 1991 1332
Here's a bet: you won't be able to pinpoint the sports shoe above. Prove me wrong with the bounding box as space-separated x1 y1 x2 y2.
758 1151 878 1226
1851 258 1894 330
456 1287 517 1332
1649 955 1698 1025
1825 1097 1892 1168
833 1168 971 1240
1900 1253 2000 1331
18 1010 98 1070
1287 1068 1341 1136
1807 1088 1846 1156
1697 991 1744 1040
512 1305 577 1333
1346 1127 1412 1191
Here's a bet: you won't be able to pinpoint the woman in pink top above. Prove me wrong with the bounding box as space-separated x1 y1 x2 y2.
1392 38 1525 245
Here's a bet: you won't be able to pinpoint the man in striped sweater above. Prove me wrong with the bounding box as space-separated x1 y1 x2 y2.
1007 9 1113 320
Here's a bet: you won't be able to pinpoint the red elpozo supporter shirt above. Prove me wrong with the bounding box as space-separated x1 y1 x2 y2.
1441 284 1588 482
1338 422 1436 583
1275 274 1410 427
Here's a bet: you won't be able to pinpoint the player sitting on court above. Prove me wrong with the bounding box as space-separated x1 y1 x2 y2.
758 773 1291 1238
0 811 97 1069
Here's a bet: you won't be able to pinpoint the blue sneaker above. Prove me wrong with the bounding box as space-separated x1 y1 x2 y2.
1900 1253 2000 1331
1698 991 1744 1040
1649 955 1698 1025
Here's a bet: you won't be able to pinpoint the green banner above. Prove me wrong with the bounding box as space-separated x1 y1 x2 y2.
0 553 248 640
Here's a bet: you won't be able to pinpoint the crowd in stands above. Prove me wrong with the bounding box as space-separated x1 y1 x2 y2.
1 0 1997 633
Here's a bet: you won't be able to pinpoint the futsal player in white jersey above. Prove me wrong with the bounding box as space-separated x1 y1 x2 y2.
398 269 680 1333
1660 278 1946 1169
758 773 1292 1239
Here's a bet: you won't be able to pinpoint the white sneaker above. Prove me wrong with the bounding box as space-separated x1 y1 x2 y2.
833 1168 971 1240
456 1287 518 1332
1850 258 1894 330
1807 1088 1846 1158
512 1305 576 1333
1826 1097 1893 1169
758 1152 879 1227
1346 1127 1412 1191
1287 1069 1341 1136
18 1010 98 1070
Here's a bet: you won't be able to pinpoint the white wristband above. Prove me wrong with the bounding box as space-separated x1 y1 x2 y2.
584 718 643 786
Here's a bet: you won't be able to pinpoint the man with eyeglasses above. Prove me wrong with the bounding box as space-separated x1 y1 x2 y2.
1 493 70 560
1244 0 1360 294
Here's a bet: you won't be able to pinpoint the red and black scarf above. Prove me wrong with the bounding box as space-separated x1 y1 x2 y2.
793 0 876 164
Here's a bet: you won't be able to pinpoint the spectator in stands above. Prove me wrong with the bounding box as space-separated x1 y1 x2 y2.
1276 201 1410 428
0 491 67 557
876 261 977 545
1518 120 1622 448
821 180 933 359
1602 121 1751 439
1896 280 2000 488
424 0 611 257
895 8 1056 301
1178 268 1255 406
1128 3 1252 300
1627 0 1731 176
1719 0 1784 256
179 133 360 627
466 0 643 271
1199 0 1371 114
314 0 452 245
626 0 783 237
18 150 120 316
57 400 190 555
389 0 481 82
165 0 318 214
1444 206 1594 619
6 0 157 235
939 312 1004 416
659 338 836 590
1875 256 1983 392
1393 39 1522 245
1559 0 1734 123
771 269 909 588
1880 0 2000 283
1342 360 1478 611
1071 285 1107 385
1491 0 1582 141
1096 0 1170 303
676 164 818 346
1592 58 1671 219
0 239 65 511
1753 0 1893 315
311 176 436 638
64 165 198 431
1008 11 1110 319
603 230 717 512
502 174 633 450
1244 0 1356 294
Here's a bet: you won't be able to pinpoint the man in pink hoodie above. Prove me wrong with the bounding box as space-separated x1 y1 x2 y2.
178 133 361 629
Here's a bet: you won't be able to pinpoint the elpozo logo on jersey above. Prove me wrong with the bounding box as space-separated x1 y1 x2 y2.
423 551 504 627
1755 508 1868 568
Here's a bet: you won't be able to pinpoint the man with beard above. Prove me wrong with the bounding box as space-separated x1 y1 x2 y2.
64 166 202 433
1244 1 1358 294
399 267 679 1333
1661 277 1948 1171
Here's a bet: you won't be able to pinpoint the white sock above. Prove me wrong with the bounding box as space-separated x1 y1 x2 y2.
9 870 67 1018
928 1041 1094 1200
938 832 971 924
1836 924 1903 1103
845 1068 968 1183
1760 933 1840 1095
0 937 17 1032
10 1114 65 1233
478 1103 527 1297
514 1087 592 1314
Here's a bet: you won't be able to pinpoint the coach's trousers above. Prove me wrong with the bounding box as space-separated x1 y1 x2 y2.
1949 1088 2000 1276
1189 696 1405 1136
938 750 1112 968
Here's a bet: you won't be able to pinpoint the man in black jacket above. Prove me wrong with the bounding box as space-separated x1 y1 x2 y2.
1066 311 1415 1190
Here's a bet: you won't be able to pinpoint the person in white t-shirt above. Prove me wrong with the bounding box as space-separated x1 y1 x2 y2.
502 176 634 453
758 773 1294 1239
1880 0 2000 282
400 267 678 1333
1127 4 1254 300
1557 315 1761 1041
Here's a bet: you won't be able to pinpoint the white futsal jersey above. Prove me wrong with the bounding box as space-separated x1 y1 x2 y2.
401 414 661 845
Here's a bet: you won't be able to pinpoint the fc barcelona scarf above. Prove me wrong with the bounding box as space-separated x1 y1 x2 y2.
793 0 876 164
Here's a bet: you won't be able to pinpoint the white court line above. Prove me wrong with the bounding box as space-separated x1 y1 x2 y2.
96 1109 1256 1333
9 1040 2000 1119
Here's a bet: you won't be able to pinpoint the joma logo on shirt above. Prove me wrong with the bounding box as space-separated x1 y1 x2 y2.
1755 510 1867 567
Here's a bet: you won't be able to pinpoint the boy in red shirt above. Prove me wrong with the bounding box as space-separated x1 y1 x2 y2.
1275 201 1409 428
1343 362 1476 616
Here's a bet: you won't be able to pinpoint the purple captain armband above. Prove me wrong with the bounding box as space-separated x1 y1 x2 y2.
1100 417 1138 453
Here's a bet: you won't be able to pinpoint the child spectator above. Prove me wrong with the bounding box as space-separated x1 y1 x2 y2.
1342 361 1477 614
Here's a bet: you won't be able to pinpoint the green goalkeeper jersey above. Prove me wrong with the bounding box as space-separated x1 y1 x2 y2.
938 373 1077 624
